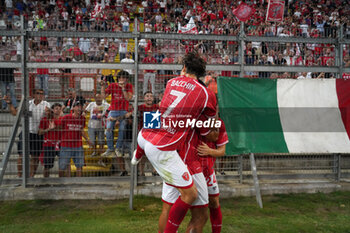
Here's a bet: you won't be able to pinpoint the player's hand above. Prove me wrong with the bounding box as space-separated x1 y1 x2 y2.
205 129 219 142
197 142 212 156
131 150 141 165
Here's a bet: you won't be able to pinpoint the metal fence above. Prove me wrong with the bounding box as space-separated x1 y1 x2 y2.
1 17 350 190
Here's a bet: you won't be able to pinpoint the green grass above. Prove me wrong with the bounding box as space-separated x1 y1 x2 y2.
0 192 350 233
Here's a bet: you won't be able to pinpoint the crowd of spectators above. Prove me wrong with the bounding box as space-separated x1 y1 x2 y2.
1 0 350 80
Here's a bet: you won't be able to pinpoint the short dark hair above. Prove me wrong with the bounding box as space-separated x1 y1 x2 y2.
117 70 129 81
143 91 153 96
182 52 206 78
33 88 44 94
51 103 62 109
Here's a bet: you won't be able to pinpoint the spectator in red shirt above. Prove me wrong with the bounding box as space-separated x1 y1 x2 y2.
137 91 159 176
142 50 157 95
59 101 92 177
101 70 134 168
38 103 63 178
36 51 49 98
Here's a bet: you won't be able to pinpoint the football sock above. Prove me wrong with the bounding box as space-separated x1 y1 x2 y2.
210 206 222 233
164 197 191 233
135 144 145 160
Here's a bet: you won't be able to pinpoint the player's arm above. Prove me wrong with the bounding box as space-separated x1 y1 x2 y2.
197 143 226 158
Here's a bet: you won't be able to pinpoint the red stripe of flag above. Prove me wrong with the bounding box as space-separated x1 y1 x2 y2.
336 79 350 140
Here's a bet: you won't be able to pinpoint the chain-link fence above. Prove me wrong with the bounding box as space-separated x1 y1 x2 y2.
1 16 350 187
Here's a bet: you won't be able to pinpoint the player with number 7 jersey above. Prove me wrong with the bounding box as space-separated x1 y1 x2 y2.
136 52 217 233
141 75 216 151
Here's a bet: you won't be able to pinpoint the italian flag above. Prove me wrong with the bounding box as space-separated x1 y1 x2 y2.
217 77 350 154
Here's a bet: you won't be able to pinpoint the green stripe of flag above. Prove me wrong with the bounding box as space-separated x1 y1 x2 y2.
217 77 289 154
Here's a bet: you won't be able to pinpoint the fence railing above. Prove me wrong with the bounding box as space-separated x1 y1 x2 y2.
1 17 350 190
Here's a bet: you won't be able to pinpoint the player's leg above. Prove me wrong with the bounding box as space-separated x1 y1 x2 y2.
186 207 209 233
158 202 172 233
209 195 222 233
207 171 222 233
143 142 196 232
185 172 209 233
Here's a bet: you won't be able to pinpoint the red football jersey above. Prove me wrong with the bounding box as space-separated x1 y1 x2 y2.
141 75 217 151
60 114 86 148
178 129 202 175
105 82 133 111
39 117 62 147
199 119 229 177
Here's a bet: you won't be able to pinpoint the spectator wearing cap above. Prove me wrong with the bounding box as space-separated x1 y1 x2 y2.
59 101 92 177
101 70 133 161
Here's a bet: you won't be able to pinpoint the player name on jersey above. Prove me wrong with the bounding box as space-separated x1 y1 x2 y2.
170 80 196 91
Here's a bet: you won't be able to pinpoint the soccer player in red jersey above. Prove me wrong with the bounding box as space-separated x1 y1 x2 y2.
197 118 228 233
158 128 210 233
134 52 217 232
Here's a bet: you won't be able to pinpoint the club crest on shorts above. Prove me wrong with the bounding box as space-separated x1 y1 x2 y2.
182 172 190 181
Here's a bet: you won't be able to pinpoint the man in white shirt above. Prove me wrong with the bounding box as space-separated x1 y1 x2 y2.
120 52 135 76
29 89 51 177
118 39 128 61
79 33 91 62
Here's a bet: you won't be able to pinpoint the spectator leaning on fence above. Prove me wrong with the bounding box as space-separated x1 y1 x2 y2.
38 103 63 178
29 88 51 178
0 53 17 109
101 70 133 159
59 101 92 177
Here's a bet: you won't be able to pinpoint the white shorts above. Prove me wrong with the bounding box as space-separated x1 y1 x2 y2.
162 172 209 207
138 132 193 188
206 170 220 196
